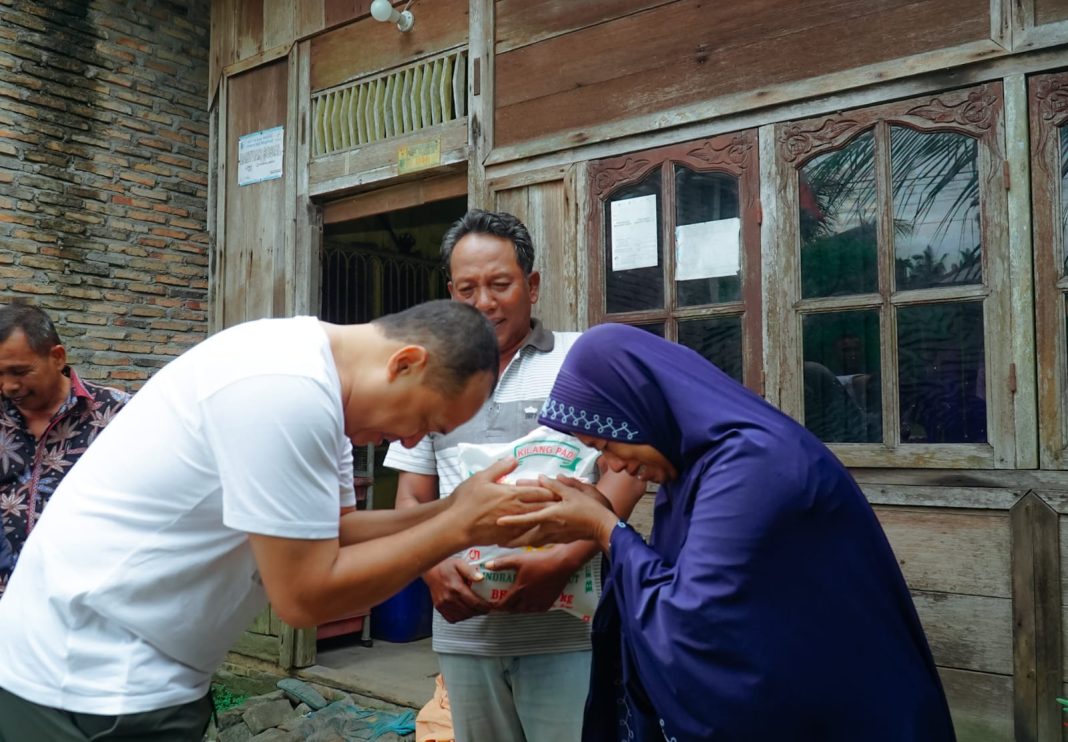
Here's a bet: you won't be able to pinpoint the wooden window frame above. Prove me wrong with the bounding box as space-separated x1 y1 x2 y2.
1030 70 1068 469
770 83 1015 469
586 130 764 393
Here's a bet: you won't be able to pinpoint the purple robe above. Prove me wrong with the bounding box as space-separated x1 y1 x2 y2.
538 324 955 742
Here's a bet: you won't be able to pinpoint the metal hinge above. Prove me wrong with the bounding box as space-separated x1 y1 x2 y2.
1009 362 1017 394
1003 161 1010 190
473 57 481 96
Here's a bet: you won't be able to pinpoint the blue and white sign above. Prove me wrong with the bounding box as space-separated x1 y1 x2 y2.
237 126 284 186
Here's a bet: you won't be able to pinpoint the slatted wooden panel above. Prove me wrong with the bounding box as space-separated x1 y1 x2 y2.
494 0 991 147
875 506 1014 738
493 174 581 333
312 49 468 157
224 60 288 327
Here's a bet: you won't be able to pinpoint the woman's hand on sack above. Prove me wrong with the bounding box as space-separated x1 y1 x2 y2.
448 457 555 546
423 557 493 623
485 548 577 613
499 475 620 553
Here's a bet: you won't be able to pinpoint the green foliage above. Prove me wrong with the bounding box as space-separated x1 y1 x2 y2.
211 683 249 712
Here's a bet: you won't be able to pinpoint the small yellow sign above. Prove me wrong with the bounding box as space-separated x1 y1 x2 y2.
398 139 441 174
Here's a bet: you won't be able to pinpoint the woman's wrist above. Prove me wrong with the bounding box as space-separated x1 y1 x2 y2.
595 510 623 553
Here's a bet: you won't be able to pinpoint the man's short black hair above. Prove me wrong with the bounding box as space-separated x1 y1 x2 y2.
372 300 499 395
440 209 535 280
0 301 62 356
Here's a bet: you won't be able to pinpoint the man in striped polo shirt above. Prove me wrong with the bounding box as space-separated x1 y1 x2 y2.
386 210 644 742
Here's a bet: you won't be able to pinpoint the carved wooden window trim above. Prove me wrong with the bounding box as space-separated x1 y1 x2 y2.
586 130 764 393
771 83 1014 469
1030 70 1068 469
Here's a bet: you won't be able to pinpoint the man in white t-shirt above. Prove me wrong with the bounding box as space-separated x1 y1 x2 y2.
0 299 554 742
386 210 645 742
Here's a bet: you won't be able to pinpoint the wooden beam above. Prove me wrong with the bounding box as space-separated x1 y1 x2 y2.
1003 74 1039 469
1010 492 1063 741
322 172 467 224
467 0 494 208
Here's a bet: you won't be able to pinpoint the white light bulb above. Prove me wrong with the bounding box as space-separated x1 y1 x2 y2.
370 0 399 23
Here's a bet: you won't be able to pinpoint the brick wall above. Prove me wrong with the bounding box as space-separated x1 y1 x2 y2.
0 0 210 390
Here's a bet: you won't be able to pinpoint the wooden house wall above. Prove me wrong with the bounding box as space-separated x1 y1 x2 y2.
493 0 992 151
209 0 374 104
1037 0 1068 26
491 168 582 332
209 0 1068 734
222 60 289 326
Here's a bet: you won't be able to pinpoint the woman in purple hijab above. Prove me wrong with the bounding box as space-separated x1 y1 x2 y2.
502 324 955 742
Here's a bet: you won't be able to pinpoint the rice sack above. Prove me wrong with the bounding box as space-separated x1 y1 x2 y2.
456 426 602 622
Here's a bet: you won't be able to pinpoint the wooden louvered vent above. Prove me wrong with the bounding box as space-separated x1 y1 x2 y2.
312 48 468 158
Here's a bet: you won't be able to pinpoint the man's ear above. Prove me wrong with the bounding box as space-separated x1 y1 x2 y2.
447 280 458 300
527 270 541 304
48 344 66 370
386 344 429 382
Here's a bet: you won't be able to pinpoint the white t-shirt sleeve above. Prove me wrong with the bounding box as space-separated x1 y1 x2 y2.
201 374 346 539
383 435 438 476
338 439 356 509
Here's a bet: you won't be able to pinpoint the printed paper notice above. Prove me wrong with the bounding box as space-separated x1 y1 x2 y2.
610 194 658 272
238 126 284 186
675 217 740 281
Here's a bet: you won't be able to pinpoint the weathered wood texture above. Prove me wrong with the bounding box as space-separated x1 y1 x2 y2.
493 172 580 331
308 120 468 198
941 668 1014 742
1029 70 1068 470
323 173 467 224
493 0 990 148
1011 494 1062 742
1036 0 1068 25
876 507 1011 598
310 0 469 92
224 59 288 327
211 0 372 101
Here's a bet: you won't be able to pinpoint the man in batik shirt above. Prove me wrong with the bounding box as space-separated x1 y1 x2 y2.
0 302 129 597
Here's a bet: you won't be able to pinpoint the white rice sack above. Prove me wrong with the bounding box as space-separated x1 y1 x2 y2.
456 426 602 621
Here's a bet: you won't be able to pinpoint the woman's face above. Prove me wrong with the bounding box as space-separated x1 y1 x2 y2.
575 434 678 484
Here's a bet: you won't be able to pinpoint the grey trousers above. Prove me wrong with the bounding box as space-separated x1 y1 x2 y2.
0 686 213 742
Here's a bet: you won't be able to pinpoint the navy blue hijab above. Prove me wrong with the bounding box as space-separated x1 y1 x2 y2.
539 324 955 742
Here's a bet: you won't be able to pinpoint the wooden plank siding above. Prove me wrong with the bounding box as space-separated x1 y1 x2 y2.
493 0 991 148
492 172 581 332
309 0 469 93
210 0 369 103
223 59 289 326
1036 0 1068 26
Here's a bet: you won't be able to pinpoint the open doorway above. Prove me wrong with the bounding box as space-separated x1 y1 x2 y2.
319 193 466 511
312 188 466 681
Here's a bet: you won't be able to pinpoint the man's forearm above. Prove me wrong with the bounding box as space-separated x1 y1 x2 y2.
337 498 450 546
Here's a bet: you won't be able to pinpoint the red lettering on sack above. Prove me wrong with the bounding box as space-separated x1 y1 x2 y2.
466 549 481 560
491 588 509 601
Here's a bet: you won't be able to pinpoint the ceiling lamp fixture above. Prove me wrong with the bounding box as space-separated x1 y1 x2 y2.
370 0 415 33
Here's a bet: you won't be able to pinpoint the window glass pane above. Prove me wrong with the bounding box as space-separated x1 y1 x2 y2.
635 322 665 338
897 302 986 443
802 311 882 442
891 127 981 291
605 170 663 313
1060 126 1068 276
799 130 878 298
674 167 741 307
678 316 743 383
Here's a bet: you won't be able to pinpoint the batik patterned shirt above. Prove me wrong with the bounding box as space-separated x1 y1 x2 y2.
0 368 129 597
